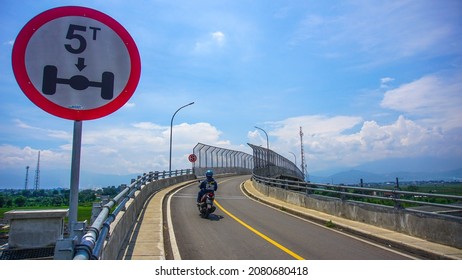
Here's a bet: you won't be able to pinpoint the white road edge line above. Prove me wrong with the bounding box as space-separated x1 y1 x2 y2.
166 177 237 260
166 185 190 260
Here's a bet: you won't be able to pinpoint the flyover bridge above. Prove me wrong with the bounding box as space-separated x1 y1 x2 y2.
191 142 305 180
2 143 461 260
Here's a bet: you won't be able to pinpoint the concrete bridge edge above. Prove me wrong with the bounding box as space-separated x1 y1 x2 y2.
242 179 462 260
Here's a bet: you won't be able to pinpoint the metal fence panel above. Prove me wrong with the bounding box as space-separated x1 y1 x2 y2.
248 143 304 180
192 143 254 176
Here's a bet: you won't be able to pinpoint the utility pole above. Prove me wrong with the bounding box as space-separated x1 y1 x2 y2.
34 151 40 190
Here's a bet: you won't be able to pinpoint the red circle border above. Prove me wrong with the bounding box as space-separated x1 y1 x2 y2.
12 6 141 121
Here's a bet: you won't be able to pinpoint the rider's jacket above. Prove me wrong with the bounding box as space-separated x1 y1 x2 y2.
199 178 218 192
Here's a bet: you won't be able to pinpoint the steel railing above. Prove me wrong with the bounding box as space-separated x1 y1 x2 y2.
248 143 304 180
73 169 192 260
252 173 462 213
192 143 253 176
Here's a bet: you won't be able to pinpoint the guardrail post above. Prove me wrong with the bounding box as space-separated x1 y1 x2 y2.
137 175 142 188
393 177 402 209
393 189 402 209
340 186 347 201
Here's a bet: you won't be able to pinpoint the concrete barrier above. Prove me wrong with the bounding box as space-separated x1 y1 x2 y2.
253 180 462 249
4 209 68 249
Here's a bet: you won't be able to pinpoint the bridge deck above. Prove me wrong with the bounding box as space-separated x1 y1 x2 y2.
120 180 197 260
121 178 462 260
243 180 462 260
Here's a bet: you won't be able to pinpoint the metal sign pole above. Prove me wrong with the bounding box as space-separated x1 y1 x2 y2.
68 120 82 238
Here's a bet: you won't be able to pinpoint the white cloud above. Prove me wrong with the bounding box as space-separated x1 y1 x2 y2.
132 122 165 130
269 115 363 139
211 31 226 46
0 144 70 170
381 73 462 129
123 102 136 108
194 31 227 54
79 121 227 174
257 113 461 173
1 120 232 175
380 77 394 88
13 119 71 141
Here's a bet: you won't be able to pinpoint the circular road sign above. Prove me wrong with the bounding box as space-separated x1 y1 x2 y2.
188 154 197 163
12 6 141 120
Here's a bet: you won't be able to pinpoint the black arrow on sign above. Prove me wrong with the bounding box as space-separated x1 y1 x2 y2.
75 57 87 71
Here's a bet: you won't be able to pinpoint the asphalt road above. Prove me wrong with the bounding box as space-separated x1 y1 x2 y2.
168 175 414 260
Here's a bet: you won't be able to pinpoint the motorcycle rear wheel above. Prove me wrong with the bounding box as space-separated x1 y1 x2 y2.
200 208 210 218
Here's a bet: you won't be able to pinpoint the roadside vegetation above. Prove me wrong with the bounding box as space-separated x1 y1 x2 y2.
0 185 123 223
311 181 462 207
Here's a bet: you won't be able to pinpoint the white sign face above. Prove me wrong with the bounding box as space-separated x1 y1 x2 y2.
12 6 141 120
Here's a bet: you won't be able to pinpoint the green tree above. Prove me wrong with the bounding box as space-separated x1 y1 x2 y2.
14 196 27 207
52 196 63 206
102 186 118 196
21 190 31 197
79 189 96 203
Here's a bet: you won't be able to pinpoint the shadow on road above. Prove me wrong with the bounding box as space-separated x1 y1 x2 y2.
199 214 224 222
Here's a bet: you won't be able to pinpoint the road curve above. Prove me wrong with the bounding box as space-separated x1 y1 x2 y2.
167 175 413 260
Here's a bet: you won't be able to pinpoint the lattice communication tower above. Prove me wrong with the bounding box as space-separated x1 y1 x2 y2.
34 151 40 190
300 127 307 181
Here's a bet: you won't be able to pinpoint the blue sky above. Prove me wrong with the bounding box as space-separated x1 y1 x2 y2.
1 0 461 187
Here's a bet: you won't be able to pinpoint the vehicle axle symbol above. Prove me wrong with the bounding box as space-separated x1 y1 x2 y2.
42 65 114 100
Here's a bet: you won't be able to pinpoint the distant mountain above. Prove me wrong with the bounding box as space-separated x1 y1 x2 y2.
310 168 462 185
354 156 462 174
331 169 388 184
2 164 461 189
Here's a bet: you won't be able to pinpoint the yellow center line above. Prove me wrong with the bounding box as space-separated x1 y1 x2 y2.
214 199 305 260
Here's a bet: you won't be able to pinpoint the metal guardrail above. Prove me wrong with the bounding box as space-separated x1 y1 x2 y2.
73 169 192 260
192 143 253 175
252 173 462 214
192 142 304 181
248 143 304 180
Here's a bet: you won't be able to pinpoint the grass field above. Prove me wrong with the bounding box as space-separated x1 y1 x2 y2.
406 183 462 196
0 205 93 224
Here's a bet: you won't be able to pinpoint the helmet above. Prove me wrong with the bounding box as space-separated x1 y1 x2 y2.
205 170 213 178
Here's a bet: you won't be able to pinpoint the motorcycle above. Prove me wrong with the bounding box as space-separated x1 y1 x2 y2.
198 192 216 218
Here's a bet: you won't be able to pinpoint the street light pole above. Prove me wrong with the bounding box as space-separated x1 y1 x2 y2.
169 102 194 175
289 151 297 166
254 126 269 150
255 126 270 175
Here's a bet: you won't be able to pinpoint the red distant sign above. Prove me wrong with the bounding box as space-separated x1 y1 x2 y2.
188 154 197 163
12 6 141 120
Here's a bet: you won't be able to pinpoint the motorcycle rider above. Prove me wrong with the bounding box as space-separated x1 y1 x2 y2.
197 170 218 205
